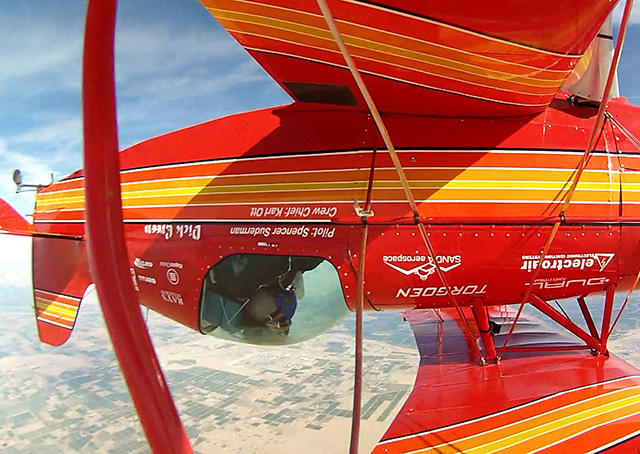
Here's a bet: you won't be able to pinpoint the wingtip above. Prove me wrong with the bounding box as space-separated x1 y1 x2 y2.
0 198 34 236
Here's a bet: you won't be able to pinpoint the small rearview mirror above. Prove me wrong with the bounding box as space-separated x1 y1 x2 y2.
12 169 22 186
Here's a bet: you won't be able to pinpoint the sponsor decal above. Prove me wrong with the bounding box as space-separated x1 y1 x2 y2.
167 268 180 286
530 276 609 290
520 253 615 273
161 290 184 305
138 275 157 285
133 258 153 269
396 284 487 299
130 268 139 291
383 254 462 281
159 261 183 269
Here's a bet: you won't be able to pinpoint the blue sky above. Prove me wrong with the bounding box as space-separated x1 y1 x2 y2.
0 0 291 215
0 0 639 285
0 1 639 200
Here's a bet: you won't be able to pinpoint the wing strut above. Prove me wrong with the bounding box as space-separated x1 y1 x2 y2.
82 1 193 452
501 0 635 353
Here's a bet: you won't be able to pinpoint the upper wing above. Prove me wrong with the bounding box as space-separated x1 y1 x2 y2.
199 0 615 116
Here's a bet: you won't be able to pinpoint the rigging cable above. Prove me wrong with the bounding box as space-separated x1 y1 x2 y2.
501 0 635 351
314 0 480 359
315 1 483 450
603 111 640 336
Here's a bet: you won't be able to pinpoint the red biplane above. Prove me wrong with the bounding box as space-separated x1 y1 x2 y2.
2 0 640 452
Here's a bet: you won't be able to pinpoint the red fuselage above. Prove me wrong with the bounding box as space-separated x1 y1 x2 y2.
32 96 640 334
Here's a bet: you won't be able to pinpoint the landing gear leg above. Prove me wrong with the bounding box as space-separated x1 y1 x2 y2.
471 298 498 362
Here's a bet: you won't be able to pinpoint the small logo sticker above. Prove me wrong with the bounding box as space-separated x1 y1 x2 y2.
383 254 461 281
133 258 153 269
167 268 180 286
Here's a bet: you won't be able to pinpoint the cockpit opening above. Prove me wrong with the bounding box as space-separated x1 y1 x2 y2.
199 254 348 345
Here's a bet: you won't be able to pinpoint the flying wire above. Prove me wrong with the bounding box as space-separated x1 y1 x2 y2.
315 0 481 362
501 0 635 352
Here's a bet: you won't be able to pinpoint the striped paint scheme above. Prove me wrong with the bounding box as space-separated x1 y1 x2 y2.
34 289 81 330
33 149 634 223
374 376 640 454
201 0 585 108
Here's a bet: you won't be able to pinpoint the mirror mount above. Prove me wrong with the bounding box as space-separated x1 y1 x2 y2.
12 169 50 193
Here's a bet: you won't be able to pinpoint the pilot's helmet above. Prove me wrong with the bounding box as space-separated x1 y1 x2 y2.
246 288 297 332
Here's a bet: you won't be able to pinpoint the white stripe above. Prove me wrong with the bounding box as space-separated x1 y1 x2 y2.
586 426 640 454
524 401 640 454
39 148 624 194
243 45 551 106
35 298 80 312
34 218 334 224
35 288 82 302
33 198 621 216
36 316 73 329
378 375 640 445
343 0 582 58
42 166 622 198
404 386 640 454
211 0 573 71
236 32 559 97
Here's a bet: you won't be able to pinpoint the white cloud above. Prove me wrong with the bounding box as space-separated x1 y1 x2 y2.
8 117 82 166
0 235 32 289
0 137 57 215
112 21 289 145
114 22 242 79
613 1 640 25
0 17 82 96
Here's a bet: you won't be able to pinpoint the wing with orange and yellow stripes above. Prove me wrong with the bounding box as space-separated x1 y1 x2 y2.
199 0 615 116
373 309 640 453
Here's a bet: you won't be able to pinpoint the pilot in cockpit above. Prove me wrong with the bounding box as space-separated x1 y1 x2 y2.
200 254 321 338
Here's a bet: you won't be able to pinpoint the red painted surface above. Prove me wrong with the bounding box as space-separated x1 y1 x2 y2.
0 199 34 236
0 0 636 452
82 0 193 452
200 0 616 115
374 309 640 453
32 237 91 345
28 94 640 328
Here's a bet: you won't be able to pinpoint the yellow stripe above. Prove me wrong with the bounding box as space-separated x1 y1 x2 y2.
341 0 581 58
213 9 565 93
36 167 620 200
233 29 561 98
34 298 79 311
35 298 79 315
411 387 640 454
35 181 616 205
214 10 565 87
214 0 580 61
489 398 640 453
35 301 78 322
35 177 618 206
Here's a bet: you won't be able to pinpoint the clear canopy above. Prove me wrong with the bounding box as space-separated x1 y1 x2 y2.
200 255 348 346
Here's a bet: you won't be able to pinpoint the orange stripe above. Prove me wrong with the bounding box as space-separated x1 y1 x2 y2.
216 17 564 95
34 289 81 307
205 0 577 68
378 378 640 453
36 312 74 329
